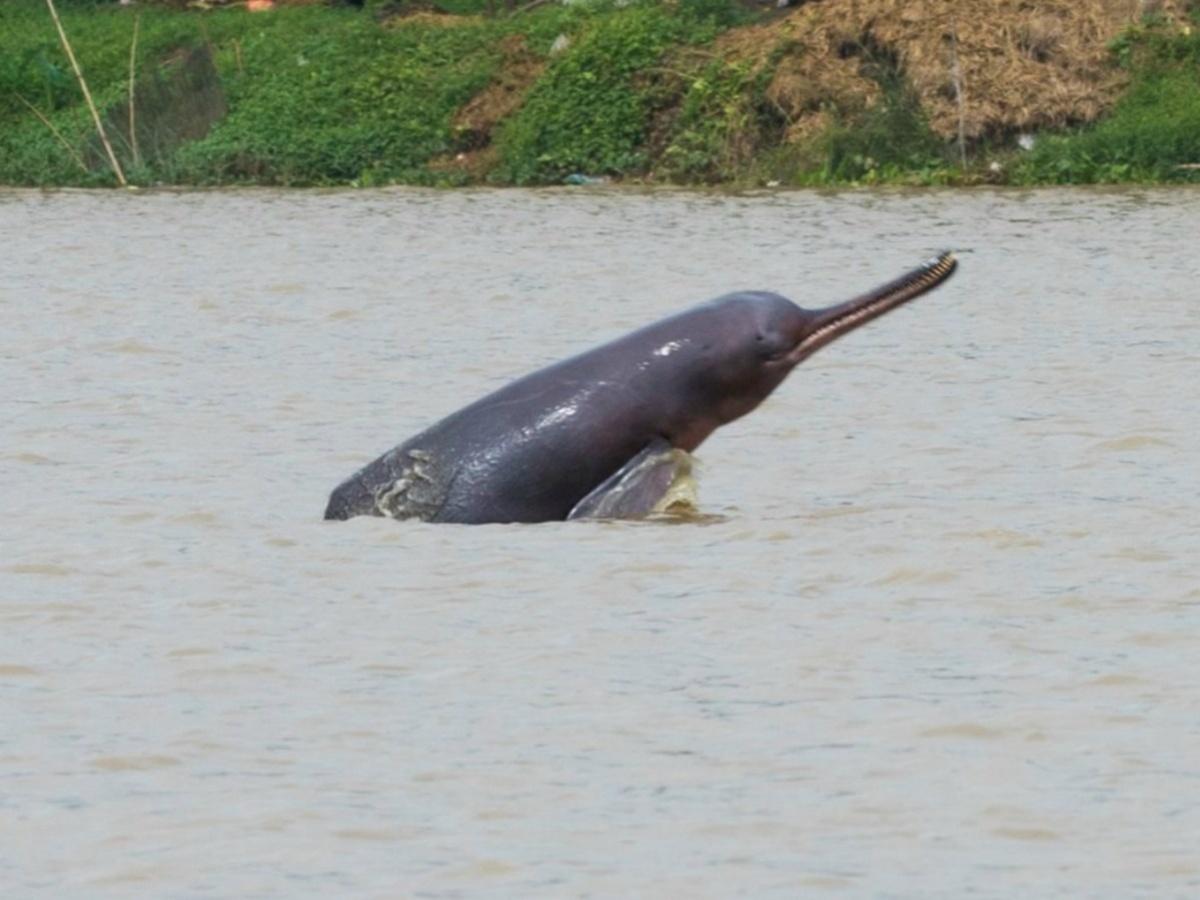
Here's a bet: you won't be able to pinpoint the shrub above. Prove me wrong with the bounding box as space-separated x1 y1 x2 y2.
494 2 723 184
1017 24 1200 183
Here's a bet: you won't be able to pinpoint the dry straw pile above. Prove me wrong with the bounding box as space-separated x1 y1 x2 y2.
718 0 1187 143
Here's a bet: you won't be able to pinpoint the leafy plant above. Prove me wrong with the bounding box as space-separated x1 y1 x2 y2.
1017 24 1200 183
494 2 721 184
656 59 765 182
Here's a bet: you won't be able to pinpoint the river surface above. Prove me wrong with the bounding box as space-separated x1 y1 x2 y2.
2 186 1198 898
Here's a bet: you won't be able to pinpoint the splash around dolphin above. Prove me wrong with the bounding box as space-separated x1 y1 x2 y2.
325 252 957 524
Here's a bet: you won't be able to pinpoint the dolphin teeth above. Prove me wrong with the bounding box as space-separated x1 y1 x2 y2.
327 251 956 525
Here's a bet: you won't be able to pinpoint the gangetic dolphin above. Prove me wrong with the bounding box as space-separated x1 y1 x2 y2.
325 252 958 524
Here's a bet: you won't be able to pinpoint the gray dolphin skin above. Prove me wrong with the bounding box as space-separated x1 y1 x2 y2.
325 252 957 524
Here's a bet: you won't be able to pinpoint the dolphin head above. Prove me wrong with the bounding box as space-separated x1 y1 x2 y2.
684 252 958 432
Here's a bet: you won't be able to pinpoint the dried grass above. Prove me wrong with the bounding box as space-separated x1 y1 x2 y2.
716 0 1189 141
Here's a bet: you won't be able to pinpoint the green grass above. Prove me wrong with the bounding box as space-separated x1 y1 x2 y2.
0 0 538 185
1 1 246 184
651 58 768 183
2 0 1198 188
1015 24 1200 184
0 0 742 186
493 2 730 184
175 10 505 184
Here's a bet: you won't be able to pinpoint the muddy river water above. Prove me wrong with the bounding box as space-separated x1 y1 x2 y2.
2 186 1198 897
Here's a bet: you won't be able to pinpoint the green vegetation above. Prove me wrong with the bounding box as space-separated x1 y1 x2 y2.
494 5 729 184
1 0 1198 188
766 38 950 187
652 58 767 183
1015 22 1200 184
173 11 500 184
1 0 530 185
2 1 239 184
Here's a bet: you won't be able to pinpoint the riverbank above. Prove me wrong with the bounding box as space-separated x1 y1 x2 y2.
2 0 1198 187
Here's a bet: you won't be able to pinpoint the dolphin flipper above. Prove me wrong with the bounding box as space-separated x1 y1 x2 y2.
568 439 694 521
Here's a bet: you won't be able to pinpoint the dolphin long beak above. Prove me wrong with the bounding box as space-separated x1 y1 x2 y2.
787 251 957 364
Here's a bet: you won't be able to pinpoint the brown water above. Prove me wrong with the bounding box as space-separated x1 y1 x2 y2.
2 187 1198 897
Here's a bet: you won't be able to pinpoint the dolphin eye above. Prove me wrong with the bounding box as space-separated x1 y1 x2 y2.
756 331 790 361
